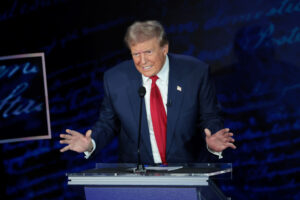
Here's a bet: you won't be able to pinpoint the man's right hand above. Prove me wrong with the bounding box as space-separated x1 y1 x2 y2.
60 129 93 153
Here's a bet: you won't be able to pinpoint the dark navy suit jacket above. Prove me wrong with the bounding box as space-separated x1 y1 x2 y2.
92 53 223 164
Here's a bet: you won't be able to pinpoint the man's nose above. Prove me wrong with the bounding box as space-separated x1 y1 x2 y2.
140 53 147 64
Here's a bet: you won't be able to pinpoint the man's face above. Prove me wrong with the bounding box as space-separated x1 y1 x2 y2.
130 37 168 77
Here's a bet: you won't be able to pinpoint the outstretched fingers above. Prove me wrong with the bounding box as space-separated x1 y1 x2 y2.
85 129 92 137
226 142 237 149
205 127 237 152
60 145 70 152
59 129 78 152
66 129 81 136
60 134 72 140
218 128 230 135
59 139 72 144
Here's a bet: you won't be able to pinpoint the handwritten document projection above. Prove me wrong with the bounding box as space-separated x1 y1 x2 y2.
0 53 51 143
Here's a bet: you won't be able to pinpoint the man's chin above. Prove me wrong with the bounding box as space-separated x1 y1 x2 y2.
140 70 155 77
142 72 155 77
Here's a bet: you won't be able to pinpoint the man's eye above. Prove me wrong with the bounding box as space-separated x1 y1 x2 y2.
145 50 152 55
132 53 140 57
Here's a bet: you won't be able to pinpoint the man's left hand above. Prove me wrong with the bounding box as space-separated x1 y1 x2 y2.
205 128 236 152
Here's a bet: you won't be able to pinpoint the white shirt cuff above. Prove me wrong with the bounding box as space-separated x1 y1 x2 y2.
207 145 223 159
84 139 96 159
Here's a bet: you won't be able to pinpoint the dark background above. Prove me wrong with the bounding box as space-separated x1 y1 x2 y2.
0 0 299 199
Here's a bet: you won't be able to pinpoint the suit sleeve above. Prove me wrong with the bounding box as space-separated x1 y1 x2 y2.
91 72 120 152
198 65 224 135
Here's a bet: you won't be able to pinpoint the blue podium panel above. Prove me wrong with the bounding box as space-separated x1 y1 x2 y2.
85 187 198 200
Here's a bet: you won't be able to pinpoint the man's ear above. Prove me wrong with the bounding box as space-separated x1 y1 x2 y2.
163 44 169 55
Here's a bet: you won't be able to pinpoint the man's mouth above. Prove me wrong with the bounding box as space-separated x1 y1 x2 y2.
142 65 153 70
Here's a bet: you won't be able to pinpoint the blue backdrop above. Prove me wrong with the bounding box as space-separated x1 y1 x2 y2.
0 0 299 199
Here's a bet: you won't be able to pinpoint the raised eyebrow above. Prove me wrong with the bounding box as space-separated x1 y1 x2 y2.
132 52 140 56
132 50 152 55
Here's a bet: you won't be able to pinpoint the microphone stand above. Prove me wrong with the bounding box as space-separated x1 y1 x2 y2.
134 86 146 173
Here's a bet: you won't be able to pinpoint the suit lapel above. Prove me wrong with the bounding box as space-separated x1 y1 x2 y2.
127 63 153 162
166 55 184 157
127 65 142 126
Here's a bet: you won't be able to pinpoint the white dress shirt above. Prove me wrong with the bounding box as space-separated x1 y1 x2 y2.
142 56 169 163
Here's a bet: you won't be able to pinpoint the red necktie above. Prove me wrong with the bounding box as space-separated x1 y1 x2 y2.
150 75 167 164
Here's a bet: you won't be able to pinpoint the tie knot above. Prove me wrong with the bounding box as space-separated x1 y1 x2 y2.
150 75 159 83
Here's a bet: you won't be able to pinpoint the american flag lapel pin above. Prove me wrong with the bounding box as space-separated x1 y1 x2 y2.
177 85 182 92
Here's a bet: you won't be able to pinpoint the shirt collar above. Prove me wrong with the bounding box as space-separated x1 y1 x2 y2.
142 55 169 83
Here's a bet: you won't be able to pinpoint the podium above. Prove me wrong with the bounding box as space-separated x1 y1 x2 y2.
67 163 232 200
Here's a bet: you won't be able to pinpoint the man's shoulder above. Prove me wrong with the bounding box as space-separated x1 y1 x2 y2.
104 59 137 80
169 53 209 71
105 59 134 74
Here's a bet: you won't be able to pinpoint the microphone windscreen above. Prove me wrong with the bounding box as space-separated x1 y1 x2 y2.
138 86 146 97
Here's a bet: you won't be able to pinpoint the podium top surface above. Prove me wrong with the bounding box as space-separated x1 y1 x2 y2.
67 163 232 186
69 163 232 176
85 163 231 176
67 163 232 185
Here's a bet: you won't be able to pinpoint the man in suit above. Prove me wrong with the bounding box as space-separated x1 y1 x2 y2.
60 20 236 164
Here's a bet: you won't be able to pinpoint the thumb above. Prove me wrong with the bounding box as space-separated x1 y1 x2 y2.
204 128 211 137
85 129 92 138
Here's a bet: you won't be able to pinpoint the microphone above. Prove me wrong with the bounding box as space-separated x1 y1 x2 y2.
135 86 146 173
138 86 146 98
166 99 172 107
